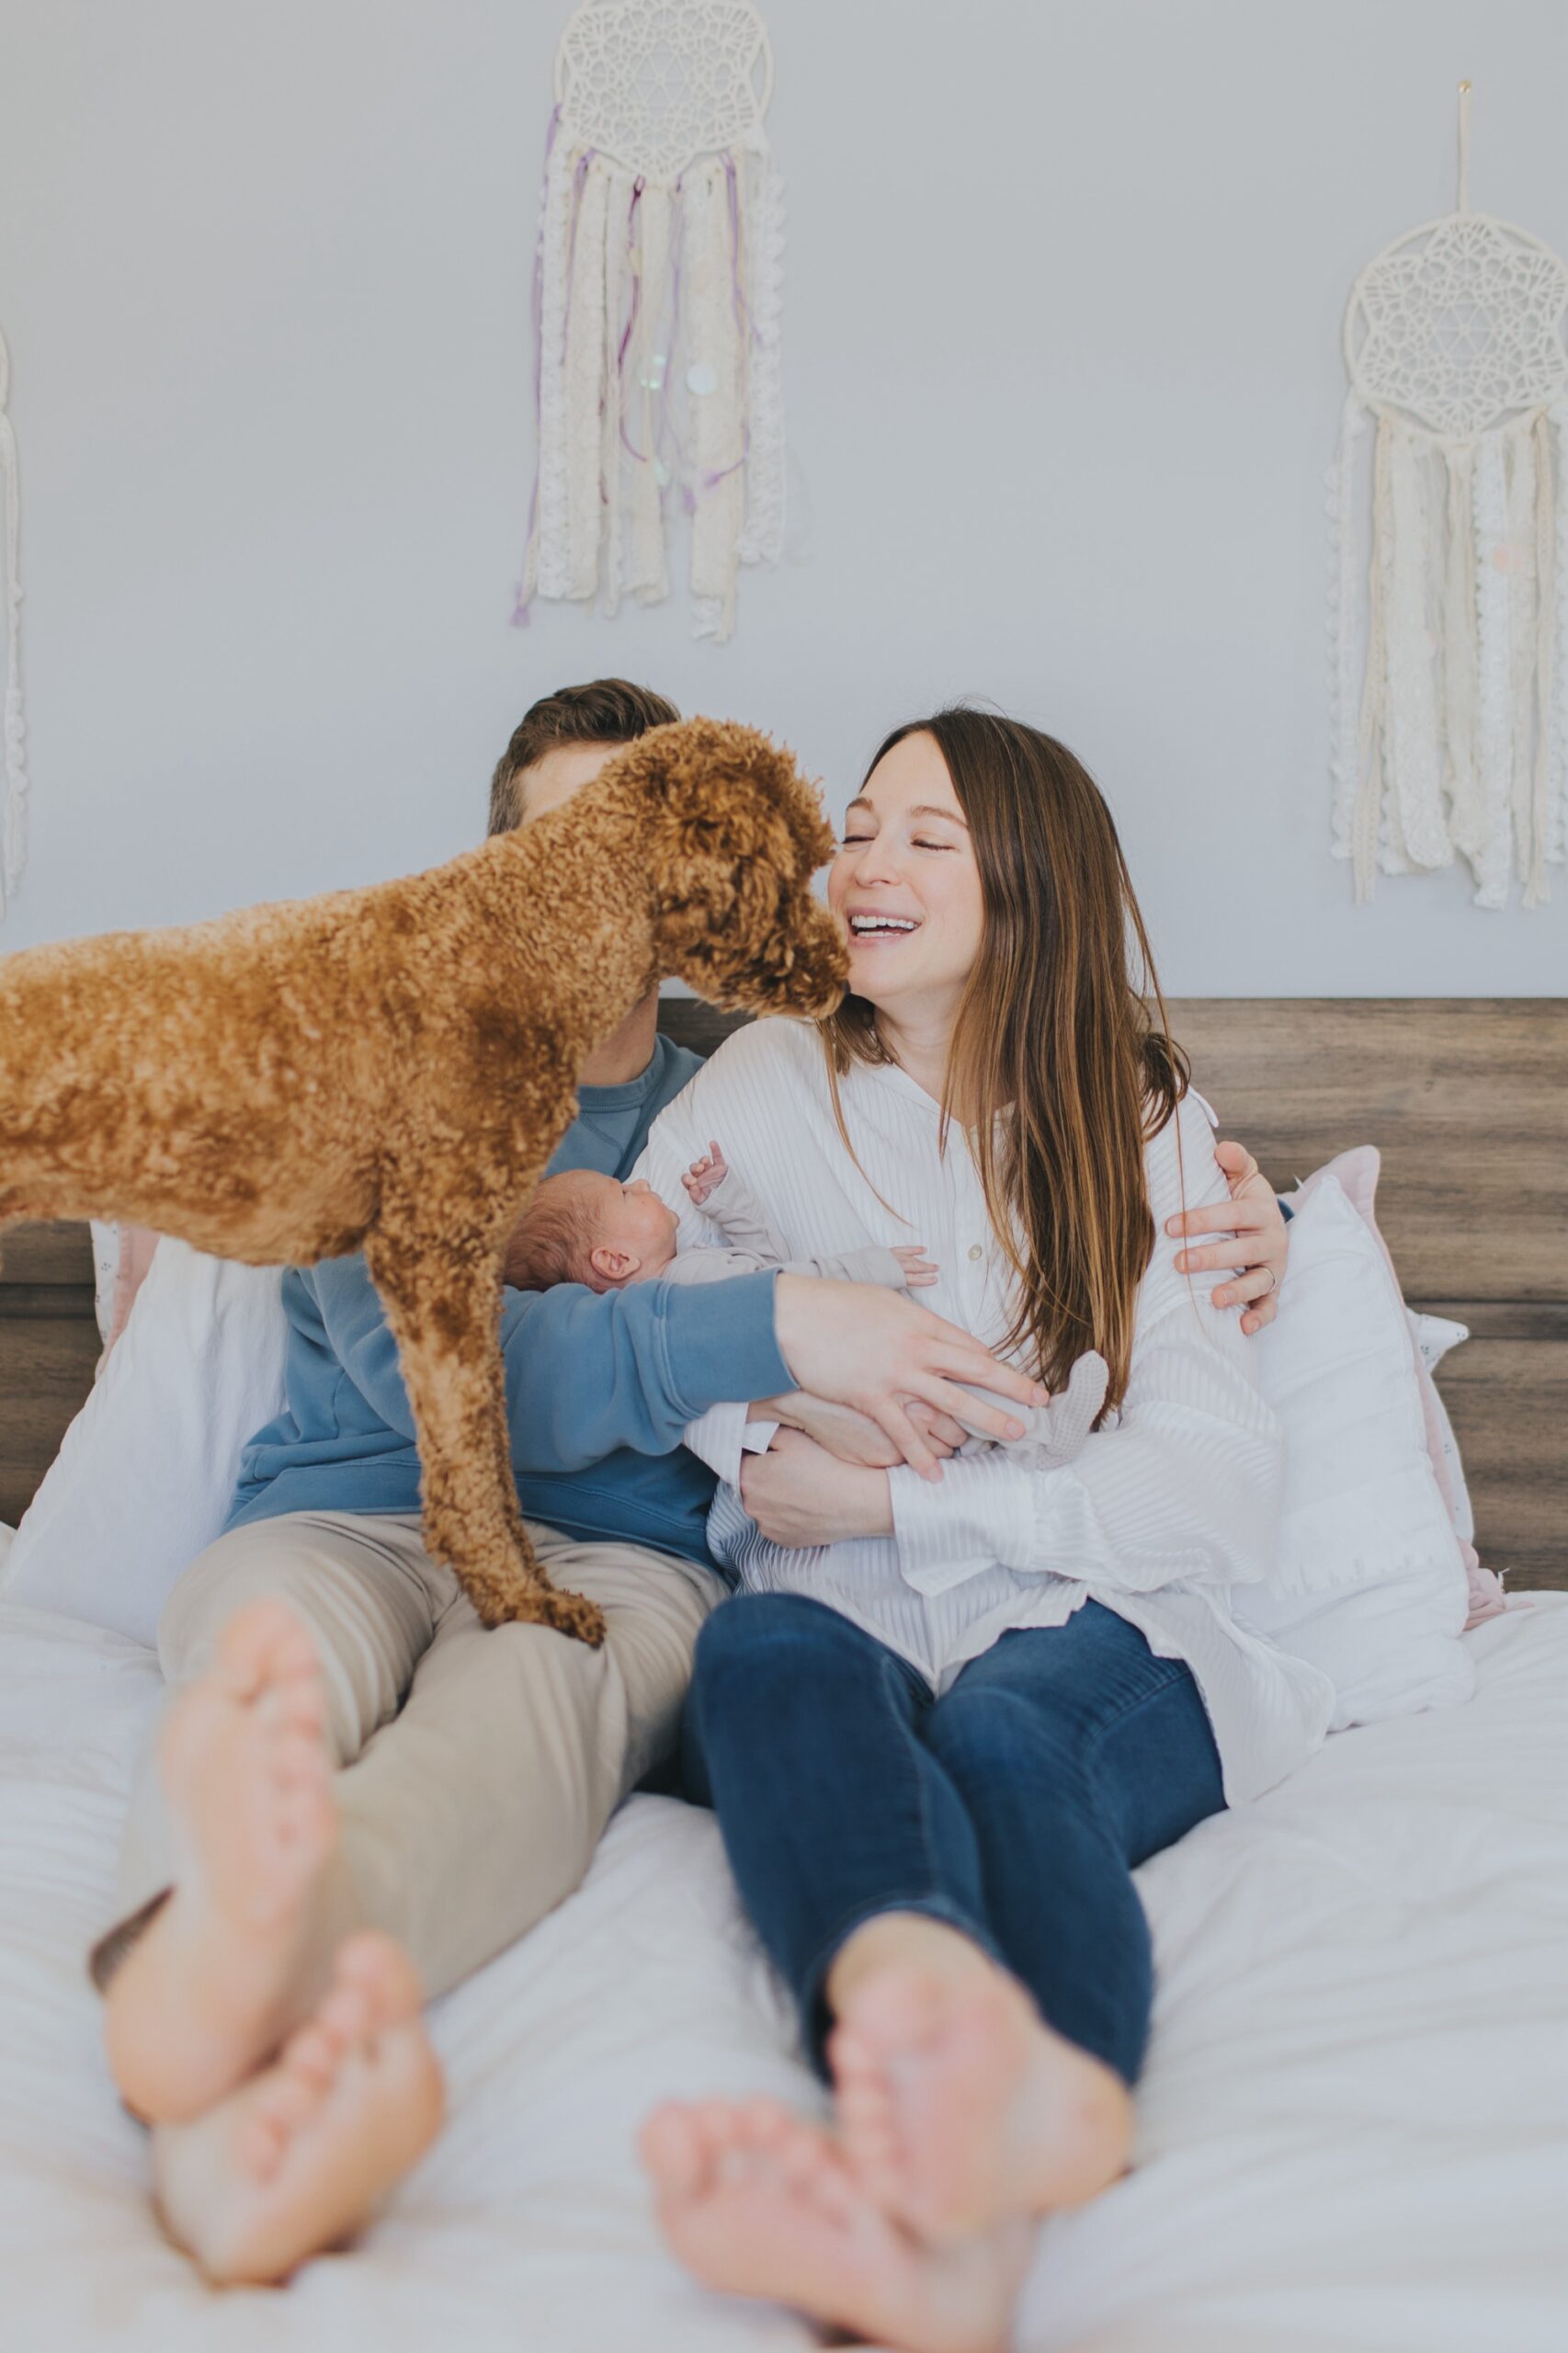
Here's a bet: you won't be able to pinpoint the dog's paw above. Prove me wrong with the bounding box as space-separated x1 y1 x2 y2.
535 1589 608 1648
472 1580 608 1647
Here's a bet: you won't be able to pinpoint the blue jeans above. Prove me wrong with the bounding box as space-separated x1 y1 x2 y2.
682 1594 1225 2086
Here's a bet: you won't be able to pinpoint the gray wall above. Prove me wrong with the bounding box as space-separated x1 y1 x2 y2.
1 0 1564 989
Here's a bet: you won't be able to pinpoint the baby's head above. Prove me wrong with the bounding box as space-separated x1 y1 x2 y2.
505 1170 678 1294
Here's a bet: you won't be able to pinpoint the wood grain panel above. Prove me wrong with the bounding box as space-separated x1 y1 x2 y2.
0 1316 102 1526
0 1218 94 1287
2 1006 1562 1593
1 1218 101 1518
1434 1339 1567 1593
1164 999 1568 1307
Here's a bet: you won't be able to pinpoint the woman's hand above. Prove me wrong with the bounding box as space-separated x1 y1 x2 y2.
1165 1139 1289 1336
773 1275 1046 1480
760 1392 968 1468
739 1428 893 1545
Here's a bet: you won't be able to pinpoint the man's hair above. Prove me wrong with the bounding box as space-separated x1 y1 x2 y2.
506 1172 607 1292
487 677 681 835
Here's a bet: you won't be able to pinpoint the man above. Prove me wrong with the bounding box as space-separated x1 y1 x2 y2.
92 679 1288 2284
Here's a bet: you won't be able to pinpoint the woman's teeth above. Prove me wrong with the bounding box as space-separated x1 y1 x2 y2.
848 916 918 937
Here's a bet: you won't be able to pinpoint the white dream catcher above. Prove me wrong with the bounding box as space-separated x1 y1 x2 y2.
514 0 784 643
1330 85 1568 908
0 326 26 914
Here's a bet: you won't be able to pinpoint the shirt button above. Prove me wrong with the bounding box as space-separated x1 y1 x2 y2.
968 1244 983 1262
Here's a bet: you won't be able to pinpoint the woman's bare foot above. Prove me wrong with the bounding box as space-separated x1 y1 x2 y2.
828 1927 1133 2241
641 2097 1030 2353
104 1599 339 2122
153 1932 444 2285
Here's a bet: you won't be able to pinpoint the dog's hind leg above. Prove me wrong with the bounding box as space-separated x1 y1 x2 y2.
361 1224 607 1646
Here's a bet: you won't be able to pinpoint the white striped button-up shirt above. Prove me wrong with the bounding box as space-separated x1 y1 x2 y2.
633 1017 1333 1804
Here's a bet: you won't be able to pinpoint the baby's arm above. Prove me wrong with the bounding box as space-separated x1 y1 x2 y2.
665 1239 938 1290
681 1137 937 1290
683 1142 790 1259
793 1243 937 1290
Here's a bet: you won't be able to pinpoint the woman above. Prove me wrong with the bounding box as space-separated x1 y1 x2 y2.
634 710 1334 2353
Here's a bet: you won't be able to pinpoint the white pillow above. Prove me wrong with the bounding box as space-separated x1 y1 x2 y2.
1244 1177 1473 1730
0 1244 290 1647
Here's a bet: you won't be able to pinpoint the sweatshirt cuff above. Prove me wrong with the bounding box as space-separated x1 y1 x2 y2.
662 1270 792 1415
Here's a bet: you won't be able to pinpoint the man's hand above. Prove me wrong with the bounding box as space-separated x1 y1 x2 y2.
773 1276 1046 1481
1165 1139 1289 1336
760 1391 968 1468
739 1428 893 1546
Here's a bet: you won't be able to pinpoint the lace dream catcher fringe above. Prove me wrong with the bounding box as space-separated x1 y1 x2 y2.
1330 86 1568 908
0 327 26 915
515 0 784 644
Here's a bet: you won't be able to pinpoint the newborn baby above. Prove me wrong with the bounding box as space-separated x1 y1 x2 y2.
504 1141 938 1297
506 1144 1108 1470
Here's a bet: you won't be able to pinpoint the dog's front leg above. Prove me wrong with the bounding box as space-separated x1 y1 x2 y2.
362 1226 607 1646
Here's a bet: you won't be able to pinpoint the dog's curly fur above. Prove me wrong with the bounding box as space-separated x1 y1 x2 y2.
0 719 846 1641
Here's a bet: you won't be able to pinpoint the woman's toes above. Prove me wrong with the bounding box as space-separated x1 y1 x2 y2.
640 2104 709 2197
772 2111 835 2193
234 2058 324 2178
254 2063 322 2137
693 2098 747 2164
851 1970 944 2056
235 2107 290 2180
736 2097 792 2149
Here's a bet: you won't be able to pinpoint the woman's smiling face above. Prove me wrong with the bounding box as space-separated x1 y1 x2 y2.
827 731 985 1022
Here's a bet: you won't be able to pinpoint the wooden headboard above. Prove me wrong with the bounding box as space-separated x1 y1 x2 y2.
3 998 1562 1592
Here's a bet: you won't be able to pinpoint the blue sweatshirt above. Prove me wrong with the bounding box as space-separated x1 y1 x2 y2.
225 1034 790 1566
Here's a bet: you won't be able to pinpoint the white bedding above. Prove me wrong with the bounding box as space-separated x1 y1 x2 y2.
1 1591 1564 2353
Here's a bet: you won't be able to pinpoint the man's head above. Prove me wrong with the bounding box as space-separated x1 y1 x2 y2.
504 1170 679 1294
487 678 681 834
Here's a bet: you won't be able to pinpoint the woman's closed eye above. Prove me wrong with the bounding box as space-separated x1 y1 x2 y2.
840 832 955 852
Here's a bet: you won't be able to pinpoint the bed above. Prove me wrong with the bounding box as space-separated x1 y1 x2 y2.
1 997 1564 2351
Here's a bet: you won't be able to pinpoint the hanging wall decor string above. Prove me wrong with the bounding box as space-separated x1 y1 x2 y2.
1330 84 1568 908
514 0 784 643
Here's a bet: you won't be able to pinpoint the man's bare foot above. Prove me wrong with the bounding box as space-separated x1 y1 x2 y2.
641 2097 1030 2353
829 1956 1133 2241
154 1932 444 2286
104 1599 338 2122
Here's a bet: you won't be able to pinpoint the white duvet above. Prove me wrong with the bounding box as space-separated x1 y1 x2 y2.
1 1589 1564 2353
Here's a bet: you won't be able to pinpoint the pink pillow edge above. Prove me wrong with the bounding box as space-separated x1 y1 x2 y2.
103 1224 162 1361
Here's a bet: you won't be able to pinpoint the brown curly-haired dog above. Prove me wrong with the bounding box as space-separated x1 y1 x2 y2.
0 718 846 1642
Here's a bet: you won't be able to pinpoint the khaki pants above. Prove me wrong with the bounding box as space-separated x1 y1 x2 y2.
94 1509 723 2008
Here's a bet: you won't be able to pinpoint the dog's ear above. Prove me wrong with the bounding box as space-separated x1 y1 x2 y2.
619 716 846 1014
627 718 834 880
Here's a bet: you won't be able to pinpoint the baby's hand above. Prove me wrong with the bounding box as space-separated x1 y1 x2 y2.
893 1244 939 1289
682 1139 729 1208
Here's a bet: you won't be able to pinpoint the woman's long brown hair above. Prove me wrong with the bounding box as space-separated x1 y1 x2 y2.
821 709 1187 1415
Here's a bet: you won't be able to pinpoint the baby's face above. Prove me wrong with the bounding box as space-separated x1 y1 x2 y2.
582 1174 678 1282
